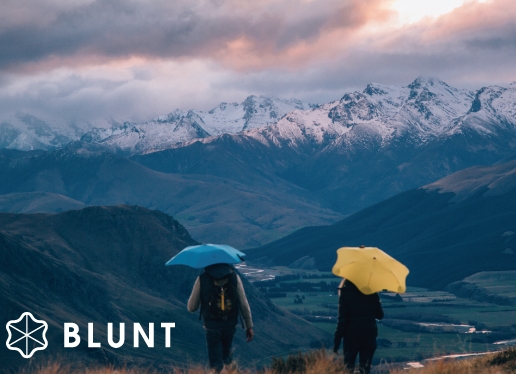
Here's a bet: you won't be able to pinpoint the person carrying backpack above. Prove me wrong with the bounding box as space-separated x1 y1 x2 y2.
188 263 253 373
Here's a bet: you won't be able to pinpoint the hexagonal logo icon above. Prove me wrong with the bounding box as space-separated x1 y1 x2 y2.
6 312 48 358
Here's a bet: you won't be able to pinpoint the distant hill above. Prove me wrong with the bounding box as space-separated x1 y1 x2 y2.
445 270 516 306
0 205 329 371
0 147 341 248
246 157 516 289
0 192 85 213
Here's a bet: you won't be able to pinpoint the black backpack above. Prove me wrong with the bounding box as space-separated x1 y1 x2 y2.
200 269 240 324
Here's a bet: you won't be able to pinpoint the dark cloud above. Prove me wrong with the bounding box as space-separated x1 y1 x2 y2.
0 0 375 71
465 35 516 51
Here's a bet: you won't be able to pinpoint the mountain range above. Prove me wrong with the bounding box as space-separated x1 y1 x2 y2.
0 205 328 371
0 96 310 153
246 156 516 289
132 78 516 220
1 78 516 248
80 96 311 155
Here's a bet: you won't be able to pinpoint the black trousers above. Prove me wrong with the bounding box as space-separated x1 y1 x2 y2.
205 327 237 373
343 332 377 374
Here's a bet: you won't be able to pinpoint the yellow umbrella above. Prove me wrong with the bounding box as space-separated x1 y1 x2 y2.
332 246 409 295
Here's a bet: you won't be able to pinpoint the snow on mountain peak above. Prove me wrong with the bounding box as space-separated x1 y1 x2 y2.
3 78 515 155
239 78 509 152
0 113 86 151
173 78 514 156
77 95 311 154
408 76 444 88
450 84 516 135
363 82 393 97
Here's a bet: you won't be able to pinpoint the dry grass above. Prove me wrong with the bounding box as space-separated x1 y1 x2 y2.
16 348 516 374
267 350 345 374
15 361 250 374
389 348 516 374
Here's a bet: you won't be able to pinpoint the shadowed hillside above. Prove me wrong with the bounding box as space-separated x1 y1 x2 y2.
0 192 86 213
0 205 329 372
0 147 341 248
247 158 516 289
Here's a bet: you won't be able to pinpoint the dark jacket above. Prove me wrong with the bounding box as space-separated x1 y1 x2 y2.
334 279 384 352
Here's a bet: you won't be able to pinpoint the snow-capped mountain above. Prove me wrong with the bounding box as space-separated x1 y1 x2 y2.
134 77 516 218
0 113 87 151
80 95 310 154
449 82 516 135
0 96 310 153
224 77 479 151
80 110 211 154
171 77 516 173
4 78 515 156
3 77 516 248
203 95 309 133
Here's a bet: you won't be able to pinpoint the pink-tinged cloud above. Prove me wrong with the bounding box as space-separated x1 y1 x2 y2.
0 0 395 72
361 0 516 83
213 0 396 71
424 0 516 40
373 0 516 50
4 0 514 76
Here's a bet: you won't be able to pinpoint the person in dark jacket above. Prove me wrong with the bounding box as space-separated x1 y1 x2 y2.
188 263 253 373
333 278 384 374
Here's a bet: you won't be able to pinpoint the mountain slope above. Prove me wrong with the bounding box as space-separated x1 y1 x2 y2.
0 192 86 213
134 78 516 215
244 77 475 150
0 113 88 151
0 205 329 371
245 157 516 289
80 96 310 155
445 270 516 306
0 147 341 248
0 96 310 154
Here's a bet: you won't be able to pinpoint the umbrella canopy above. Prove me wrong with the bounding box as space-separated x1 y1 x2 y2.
332 246 409 295
165 244 246 269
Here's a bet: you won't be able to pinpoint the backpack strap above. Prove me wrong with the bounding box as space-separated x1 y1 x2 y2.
199 272 210 321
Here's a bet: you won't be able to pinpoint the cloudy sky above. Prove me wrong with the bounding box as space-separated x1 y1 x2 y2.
1 0 515 127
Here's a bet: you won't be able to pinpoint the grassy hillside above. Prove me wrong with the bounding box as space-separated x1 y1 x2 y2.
14 348 516 373
247 158 516 288
0 148 341 248
0 192 86 213
445 270 516 306
0 206 329 372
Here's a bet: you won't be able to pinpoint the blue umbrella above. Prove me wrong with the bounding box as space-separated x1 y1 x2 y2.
165 244 246 269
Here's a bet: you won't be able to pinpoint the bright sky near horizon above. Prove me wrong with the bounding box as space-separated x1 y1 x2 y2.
0 0 513 127
393 0 472 24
